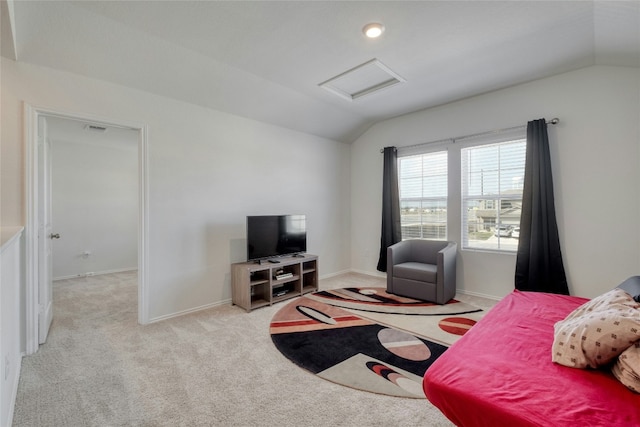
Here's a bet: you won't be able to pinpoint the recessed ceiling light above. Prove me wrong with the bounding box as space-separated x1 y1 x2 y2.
363 23 385 38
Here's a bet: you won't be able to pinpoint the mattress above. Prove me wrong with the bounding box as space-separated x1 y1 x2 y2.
422 290 640 427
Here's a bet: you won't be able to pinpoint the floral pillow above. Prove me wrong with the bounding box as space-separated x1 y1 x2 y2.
552 288 640 369
612 342 640 393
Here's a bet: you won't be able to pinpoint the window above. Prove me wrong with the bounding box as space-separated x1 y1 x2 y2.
398 151 447 240
395 127 525 253
461 138 526 251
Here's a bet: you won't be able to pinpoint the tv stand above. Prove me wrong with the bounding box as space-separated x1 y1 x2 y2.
232 254 318 312
254 259 281 265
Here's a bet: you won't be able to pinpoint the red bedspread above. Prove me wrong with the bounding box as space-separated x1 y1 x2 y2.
423 290 640 427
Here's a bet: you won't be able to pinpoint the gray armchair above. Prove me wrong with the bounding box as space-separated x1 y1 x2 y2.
386 239 457 304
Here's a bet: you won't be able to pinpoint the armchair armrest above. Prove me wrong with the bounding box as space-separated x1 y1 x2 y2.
437 242 457 303
387 241 411 292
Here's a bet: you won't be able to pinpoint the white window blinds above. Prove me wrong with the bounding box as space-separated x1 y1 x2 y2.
398 150 448 240
461 138 526 251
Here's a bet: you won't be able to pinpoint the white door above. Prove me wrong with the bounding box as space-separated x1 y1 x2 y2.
38 116 54 344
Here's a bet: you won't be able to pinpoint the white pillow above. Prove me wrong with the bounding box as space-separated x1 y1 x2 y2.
612 341 640 393
552 288 640 369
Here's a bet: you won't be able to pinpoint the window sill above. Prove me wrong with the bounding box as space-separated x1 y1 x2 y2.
461 247 517 256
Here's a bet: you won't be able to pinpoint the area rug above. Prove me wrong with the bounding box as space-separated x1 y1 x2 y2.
307 287 483 315
270 289 484 398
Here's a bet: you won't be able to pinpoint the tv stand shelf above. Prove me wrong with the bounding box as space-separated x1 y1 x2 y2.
231 254 318 312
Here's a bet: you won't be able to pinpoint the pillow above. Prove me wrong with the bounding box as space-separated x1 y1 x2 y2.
552 288 640 369
612 342 640 393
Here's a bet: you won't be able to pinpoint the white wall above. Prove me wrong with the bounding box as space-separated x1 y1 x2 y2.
51 137 138 279
3 57 637 318
1 58 351 323
351 65 640 299
0 228 23 427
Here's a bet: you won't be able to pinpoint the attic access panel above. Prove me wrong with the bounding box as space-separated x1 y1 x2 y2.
319 59 406 101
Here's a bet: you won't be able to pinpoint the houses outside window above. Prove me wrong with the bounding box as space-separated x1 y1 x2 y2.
396 128 526 253
398 151 447 240
461 138 526 251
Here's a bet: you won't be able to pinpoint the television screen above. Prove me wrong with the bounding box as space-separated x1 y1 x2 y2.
246 215 306 261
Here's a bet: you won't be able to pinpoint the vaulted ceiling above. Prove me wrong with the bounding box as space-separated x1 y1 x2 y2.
2 1 639 143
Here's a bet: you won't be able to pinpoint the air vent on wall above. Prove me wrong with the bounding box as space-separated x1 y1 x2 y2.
318 59 406 102
84 124 108 133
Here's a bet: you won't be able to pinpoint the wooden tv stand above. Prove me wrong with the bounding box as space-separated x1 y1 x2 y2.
231 254 318 312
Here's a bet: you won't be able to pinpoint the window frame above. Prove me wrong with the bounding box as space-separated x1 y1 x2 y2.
460 132 526 253
395 127 526 254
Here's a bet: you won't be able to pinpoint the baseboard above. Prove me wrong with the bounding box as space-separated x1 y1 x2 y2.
150 269 381 322
319 269 353 280
347 268 386 279
146 298 233 324
53 268 138 281
456 288 501 301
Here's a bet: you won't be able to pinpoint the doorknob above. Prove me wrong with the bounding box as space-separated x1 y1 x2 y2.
49 233 60 239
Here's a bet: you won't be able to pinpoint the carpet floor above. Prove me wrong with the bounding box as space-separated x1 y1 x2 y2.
10 271 498 426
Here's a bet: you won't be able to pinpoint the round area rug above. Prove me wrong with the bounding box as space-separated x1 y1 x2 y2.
306 287 483 315
270 291 483 398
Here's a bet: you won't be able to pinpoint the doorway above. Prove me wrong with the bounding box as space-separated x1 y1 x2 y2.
47 116 138 280
25 105 149 354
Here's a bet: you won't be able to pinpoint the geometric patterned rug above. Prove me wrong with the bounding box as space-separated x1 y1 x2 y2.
270 288 484 398
306 287 483 315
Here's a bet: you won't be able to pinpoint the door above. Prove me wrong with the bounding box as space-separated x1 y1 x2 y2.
25 105 149 355
37 116 54 344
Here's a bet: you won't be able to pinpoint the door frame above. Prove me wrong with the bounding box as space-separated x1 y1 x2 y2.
24 103 150 354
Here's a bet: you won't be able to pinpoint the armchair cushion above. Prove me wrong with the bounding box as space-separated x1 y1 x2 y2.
394 262 437 283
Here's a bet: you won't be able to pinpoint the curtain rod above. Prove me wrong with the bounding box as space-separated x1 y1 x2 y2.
380 118 560 153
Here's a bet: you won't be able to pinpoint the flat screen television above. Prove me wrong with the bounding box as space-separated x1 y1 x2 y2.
246 214 307 262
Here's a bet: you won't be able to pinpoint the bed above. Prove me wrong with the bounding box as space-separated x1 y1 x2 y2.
422 287 640 427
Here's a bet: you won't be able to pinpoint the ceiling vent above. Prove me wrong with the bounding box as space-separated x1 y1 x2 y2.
84 124 108 133
319 59 406 102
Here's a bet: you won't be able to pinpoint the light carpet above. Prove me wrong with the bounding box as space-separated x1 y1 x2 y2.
12 271 458 427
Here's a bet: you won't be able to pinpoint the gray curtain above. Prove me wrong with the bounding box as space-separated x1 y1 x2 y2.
377 147 402 272
515 119 569 294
